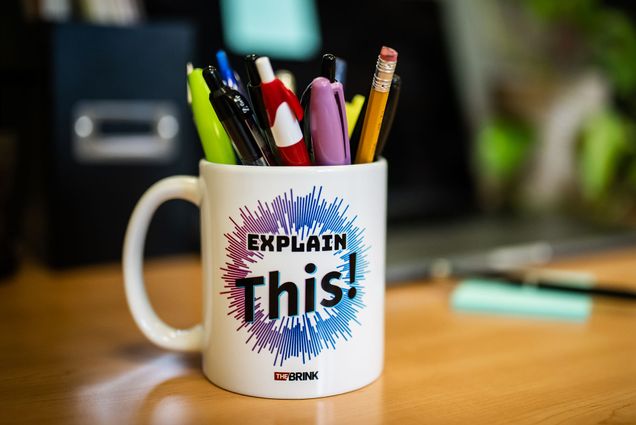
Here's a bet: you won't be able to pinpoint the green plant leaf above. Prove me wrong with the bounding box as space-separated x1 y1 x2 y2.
579 109 629 200
477 119 533 184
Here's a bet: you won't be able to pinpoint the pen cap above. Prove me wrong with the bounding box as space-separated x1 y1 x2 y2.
255 57 276 84
216 50 232 78
310 77 350 165
202 66 225 92
335 57 347 86
244 54 261 85
203 66 236 121
321 54 336 82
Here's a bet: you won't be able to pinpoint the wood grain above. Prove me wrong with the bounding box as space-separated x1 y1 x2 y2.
1 249 635 425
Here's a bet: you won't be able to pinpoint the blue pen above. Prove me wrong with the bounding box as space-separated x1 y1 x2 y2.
335 57 347 88
216 50 247 96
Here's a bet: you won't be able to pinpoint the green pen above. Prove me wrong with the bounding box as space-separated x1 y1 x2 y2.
187 68 237 164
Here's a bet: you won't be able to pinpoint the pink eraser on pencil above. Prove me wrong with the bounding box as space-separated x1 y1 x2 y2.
380 46 398 62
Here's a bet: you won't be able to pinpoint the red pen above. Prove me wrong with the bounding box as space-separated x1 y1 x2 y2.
255 57 311 166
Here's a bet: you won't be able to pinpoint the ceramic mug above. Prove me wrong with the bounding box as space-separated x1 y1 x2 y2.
123 159 387 398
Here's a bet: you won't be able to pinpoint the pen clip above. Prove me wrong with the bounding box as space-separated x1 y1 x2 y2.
332 82 349 150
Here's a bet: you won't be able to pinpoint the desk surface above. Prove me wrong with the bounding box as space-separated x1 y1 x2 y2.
1 249 636 424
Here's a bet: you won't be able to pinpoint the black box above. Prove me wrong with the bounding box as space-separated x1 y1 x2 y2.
31 22 200 267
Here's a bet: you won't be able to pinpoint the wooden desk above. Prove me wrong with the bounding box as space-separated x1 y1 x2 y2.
2 249 636 424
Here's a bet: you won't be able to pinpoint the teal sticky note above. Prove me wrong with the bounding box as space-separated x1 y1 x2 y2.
220 0 321 61
451 279 592 322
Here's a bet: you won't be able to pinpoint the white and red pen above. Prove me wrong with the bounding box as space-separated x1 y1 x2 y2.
255 57 311 166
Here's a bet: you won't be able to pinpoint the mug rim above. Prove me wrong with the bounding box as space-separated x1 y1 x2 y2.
199 157 387 175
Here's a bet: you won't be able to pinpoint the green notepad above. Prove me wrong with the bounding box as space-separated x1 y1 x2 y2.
451 279 592 322
220 0 321 60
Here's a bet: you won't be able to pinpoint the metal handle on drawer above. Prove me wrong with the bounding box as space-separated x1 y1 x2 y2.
72 100 180 163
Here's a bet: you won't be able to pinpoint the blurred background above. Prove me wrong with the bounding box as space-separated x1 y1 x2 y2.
2 0 636 282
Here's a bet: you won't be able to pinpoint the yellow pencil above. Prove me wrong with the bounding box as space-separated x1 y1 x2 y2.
355 46 398 164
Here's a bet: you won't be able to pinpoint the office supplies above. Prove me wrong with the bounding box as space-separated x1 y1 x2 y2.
355 46 398 164
375 74 401 158
300 90 313 160
244 55 267 125
335 57 347 87
321 53 336 82
299 53 340 160
216 50 246 96
349 96 367 156
202 66 274 166
186 62 193 105
451 279 591 322
309 77 350 165
255 56 311 166
276 70 297 94
244 54 278 161
345 95 365 137
187 68 237 164
476 269 636 300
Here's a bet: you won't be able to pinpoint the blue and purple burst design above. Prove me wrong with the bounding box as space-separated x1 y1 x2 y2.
220 186 369 366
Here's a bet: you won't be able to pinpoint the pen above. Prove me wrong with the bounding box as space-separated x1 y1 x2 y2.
309 77 350 165
202 66 274 166
244 54 278 162
186 62 193 106
256 56 311 166
216 50 247 97
476 269 636 301
300 88 313 161
355 46 398 164
349 96 367 158
375 74 401 158
346 94 366 137
187 67 237 164
335 57 347 87
300 53 339 160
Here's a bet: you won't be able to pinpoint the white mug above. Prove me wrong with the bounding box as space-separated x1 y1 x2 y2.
123 159 387 399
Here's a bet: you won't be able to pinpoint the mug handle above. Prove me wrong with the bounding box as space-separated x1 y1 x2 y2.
123 176 203 352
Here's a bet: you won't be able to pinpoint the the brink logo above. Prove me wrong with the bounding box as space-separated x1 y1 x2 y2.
274 371 319 381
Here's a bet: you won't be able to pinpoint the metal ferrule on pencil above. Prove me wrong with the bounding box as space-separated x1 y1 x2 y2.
372 57 397 92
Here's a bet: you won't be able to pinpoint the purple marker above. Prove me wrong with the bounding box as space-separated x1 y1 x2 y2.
309 77 351 165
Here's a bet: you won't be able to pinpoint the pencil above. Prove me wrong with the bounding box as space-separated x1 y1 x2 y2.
354 46 398 164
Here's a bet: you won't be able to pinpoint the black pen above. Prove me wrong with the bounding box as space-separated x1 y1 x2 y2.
202 66 274 166
477 270 636 301
375 74 401 159
244 55 277 157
